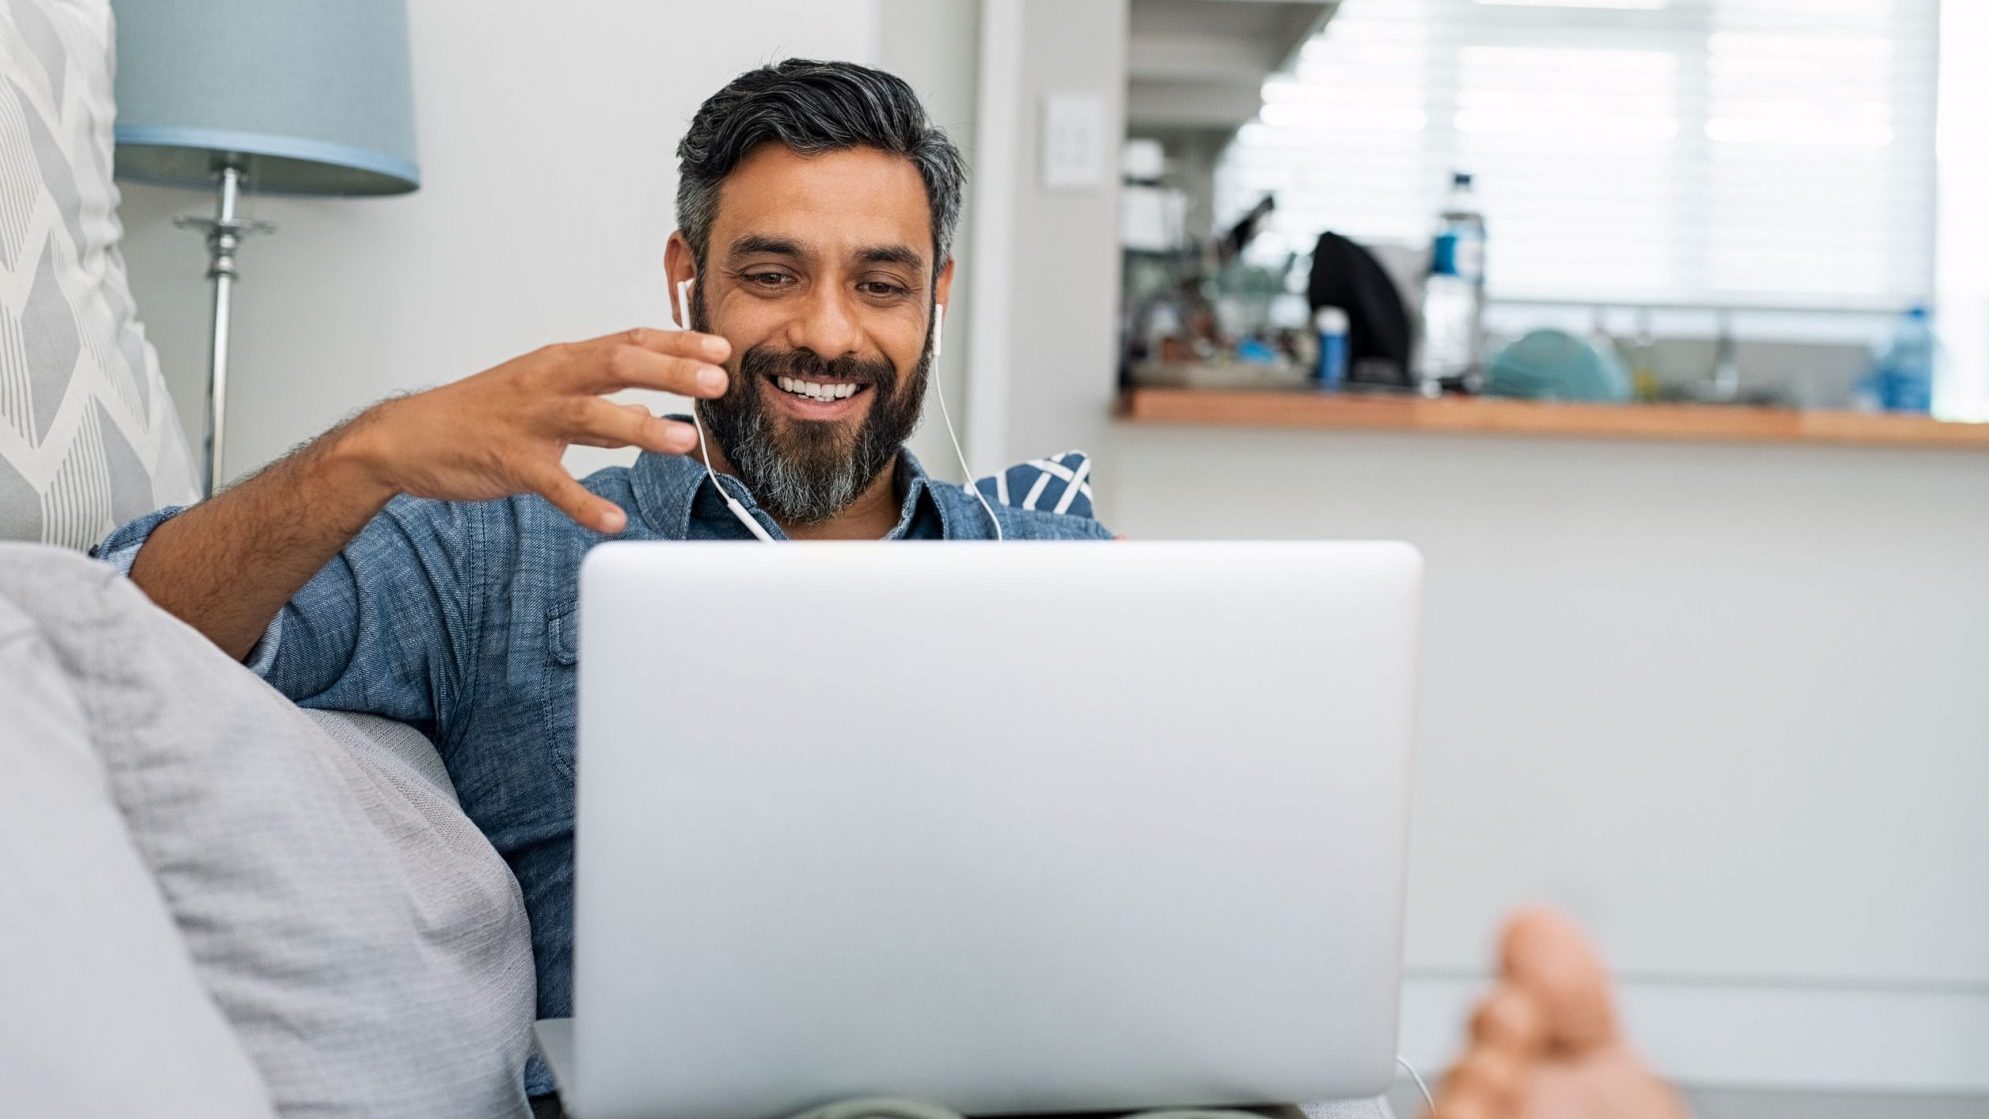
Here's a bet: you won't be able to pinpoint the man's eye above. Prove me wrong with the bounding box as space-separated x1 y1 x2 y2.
745 272 793 289
860 282 909 298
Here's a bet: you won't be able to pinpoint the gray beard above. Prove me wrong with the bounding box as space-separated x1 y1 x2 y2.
708 400 878 524
692 327 933 525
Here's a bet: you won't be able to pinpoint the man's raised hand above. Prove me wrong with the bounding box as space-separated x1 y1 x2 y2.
340 328 732 533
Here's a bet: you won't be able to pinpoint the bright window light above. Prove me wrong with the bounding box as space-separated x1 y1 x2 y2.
1935 0 1989 419
1213 0 1939 309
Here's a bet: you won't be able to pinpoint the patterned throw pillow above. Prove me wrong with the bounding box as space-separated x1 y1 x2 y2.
975 449 1096 520
0 0 198 551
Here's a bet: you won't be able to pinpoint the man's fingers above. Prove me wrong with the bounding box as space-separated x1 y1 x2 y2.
531 466 626 535
576 342 729 399
579 326 731 365
565 398 698 454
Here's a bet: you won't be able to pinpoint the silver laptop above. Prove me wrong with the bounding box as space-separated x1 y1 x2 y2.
538 541 1421 1119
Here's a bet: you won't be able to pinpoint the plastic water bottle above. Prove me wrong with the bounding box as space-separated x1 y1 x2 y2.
1859 305 1937 414
1314 306 1350 390
1416 171 1487 395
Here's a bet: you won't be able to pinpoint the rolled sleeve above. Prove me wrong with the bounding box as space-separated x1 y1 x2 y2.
262 496 482 736
91 497 481 734
92 506 284 675
92 505 186 576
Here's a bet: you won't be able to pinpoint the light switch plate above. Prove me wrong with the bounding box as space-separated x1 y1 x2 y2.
1040 91 1108 191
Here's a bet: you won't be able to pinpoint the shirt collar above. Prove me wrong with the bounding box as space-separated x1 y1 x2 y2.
630 420 951 540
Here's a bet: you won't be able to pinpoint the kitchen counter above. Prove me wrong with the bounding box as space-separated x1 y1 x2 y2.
1119 387 1989 451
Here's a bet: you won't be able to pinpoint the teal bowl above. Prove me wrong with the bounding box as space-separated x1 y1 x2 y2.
1486 329 1632 403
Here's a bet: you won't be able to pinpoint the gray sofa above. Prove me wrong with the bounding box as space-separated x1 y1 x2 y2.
1 544 538 1117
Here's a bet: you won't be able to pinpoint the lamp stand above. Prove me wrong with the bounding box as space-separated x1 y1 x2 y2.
174 163 273 497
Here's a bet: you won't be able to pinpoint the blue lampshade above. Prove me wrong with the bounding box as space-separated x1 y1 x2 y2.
110 0 419 196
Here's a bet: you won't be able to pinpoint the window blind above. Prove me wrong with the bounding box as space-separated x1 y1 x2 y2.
1212 0 1940 310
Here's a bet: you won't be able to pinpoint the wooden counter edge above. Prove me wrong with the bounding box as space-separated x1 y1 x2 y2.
1117 387 1989 451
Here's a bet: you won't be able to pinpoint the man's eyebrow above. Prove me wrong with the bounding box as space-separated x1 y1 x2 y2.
727 234 807 259
854 244 927 272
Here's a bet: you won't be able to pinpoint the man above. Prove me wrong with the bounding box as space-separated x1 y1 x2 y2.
96 59 1110 1099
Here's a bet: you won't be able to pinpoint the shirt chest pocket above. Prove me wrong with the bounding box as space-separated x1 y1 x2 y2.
543 598 579 778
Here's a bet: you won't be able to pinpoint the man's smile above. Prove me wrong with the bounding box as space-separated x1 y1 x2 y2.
760 371 874 420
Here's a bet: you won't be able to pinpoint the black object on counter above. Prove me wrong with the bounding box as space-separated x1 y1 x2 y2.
1306 232 1413 389
1221 195 1277 263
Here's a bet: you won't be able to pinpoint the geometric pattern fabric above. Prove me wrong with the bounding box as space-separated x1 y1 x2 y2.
1 0 199 550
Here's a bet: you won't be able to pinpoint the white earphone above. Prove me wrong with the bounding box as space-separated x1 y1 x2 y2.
672 276 1000 543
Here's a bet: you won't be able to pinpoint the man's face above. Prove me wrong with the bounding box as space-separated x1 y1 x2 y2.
677 144 951 524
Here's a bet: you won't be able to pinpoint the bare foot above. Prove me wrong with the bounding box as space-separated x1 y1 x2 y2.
1427 907 1692 1119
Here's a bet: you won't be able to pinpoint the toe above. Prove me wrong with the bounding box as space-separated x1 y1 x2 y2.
1469 983 1547 1057
1499 906 1618 1051
1443 1048 1527 1114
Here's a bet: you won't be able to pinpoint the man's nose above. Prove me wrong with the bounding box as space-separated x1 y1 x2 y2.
783 285 864 361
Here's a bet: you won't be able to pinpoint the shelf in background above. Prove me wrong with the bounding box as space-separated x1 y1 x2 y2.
1119 387 1989 452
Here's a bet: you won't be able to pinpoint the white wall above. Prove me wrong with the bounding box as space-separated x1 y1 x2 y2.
985 0 1129 467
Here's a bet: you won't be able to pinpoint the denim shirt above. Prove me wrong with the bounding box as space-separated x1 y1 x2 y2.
95 445 1112 1094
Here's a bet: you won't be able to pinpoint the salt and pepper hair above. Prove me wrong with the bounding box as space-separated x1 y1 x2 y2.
675 59 967 274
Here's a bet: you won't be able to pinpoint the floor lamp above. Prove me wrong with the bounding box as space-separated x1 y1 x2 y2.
109 0 421 496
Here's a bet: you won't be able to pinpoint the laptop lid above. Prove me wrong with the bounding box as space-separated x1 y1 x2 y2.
566 541 1420 1119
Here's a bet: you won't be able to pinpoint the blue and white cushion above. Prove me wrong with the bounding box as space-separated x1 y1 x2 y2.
973 450 1094 520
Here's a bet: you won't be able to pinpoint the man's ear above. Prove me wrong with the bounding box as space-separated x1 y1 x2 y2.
664 232 697 327
933 255 956 311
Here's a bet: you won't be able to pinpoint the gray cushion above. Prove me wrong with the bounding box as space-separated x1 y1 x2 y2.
306 708 463 809
0 543 535 1118
0 585 274 1118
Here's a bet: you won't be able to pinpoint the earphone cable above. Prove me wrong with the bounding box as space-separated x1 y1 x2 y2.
928 302 1002 542
678 274 775 542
